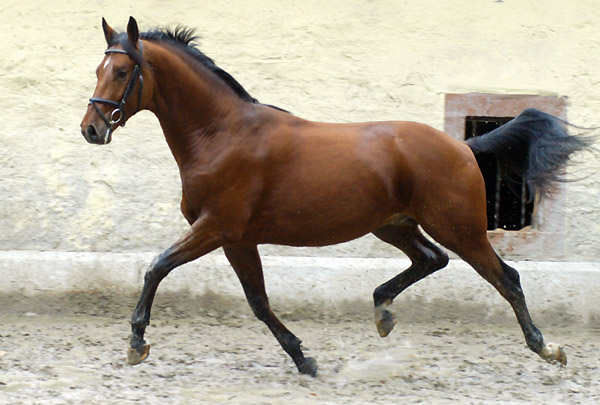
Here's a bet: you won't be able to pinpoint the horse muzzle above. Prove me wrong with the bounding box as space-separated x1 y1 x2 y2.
81 122 113 145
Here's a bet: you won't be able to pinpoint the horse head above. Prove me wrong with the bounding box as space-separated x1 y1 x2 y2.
80 17 151 144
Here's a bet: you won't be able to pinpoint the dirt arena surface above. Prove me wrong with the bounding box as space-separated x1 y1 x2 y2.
1 292 598 404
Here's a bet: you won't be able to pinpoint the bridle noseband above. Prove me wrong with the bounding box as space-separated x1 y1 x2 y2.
88 41 144 143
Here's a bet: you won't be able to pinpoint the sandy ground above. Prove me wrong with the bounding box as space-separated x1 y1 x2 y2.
1 292 598 404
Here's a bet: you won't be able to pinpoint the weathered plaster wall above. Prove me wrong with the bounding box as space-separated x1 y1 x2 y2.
1 0 599 259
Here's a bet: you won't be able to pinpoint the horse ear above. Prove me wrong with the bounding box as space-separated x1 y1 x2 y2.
127 16 140 47
102 17 117 45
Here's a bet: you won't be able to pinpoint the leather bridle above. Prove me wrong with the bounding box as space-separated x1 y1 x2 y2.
88 41 144 143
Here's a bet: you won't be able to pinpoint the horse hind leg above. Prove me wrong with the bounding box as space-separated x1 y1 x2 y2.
475 250 566 365
223 244 318 376
372 219 449 337
496 257 567 365
422 218 567 365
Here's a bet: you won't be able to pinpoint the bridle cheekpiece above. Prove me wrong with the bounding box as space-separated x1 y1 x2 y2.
88 41 144 144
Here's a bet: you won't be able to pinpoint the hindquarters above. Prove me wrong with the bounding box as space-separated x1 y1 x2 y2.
391 123 509 284
381 123 567 364
396 122 490 251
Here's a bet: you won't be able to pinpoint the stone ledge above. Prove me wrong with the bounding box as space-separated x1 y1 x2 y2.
1 251 598 326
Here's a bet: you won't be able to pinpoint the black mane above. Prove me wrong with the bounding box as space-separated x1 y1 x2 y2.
137 27 287 112
141 27 260 103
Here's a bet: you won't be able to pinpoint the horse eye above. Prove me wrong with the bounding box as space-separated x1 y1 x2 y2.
116 69 128 79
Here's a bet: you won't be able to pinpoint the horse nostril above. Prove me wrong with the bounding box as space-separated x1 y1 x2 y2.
86 125 97 137
84 125 99 143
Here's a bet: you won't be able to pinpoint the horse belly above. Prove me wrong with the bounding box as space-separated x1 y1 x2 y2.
250 181 401 247
258 212 391 247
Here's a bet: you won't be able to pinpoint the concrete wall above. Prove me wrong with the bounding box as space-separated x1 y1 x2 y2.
1 0 600 260
2 251 599 326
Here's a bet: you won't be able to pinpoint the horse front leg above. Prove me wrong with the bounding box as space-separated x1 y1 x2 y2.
223 244 318 376
127 216 221 365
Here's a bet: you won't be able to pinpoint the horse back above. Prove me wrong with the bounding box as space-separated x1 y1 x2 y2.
238 116 481 245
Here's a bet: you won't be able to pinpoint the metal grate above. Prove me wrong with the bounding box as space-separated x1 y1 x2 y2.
465 116 534 231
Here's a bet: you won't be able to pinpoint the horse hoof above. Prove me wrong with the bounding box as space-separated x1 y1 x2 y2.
298 357 318 377
376 309 397 338
127 343 151 365
539 342 567 366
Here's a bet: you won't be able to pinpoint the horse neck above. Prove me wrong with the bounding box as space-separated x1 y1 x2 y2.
145 42 245 167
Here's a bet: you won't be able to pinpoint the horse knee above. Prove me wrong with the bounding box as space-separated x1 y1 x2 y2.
144 266 165 284
246 294 271 322
145 249 177 283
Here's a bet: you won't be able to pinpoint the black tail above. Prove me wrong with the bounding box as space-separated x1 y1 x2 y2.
465 108 596 198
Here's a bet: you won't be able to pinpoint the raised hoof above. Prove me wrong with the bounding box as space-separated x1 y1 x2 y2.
539 342 567 366
127 344 151 365
376 309 397 338
298 357 318 377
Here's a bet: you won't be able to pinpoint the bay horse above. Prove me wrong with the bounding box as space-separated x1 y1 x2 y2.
81 17 592 376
